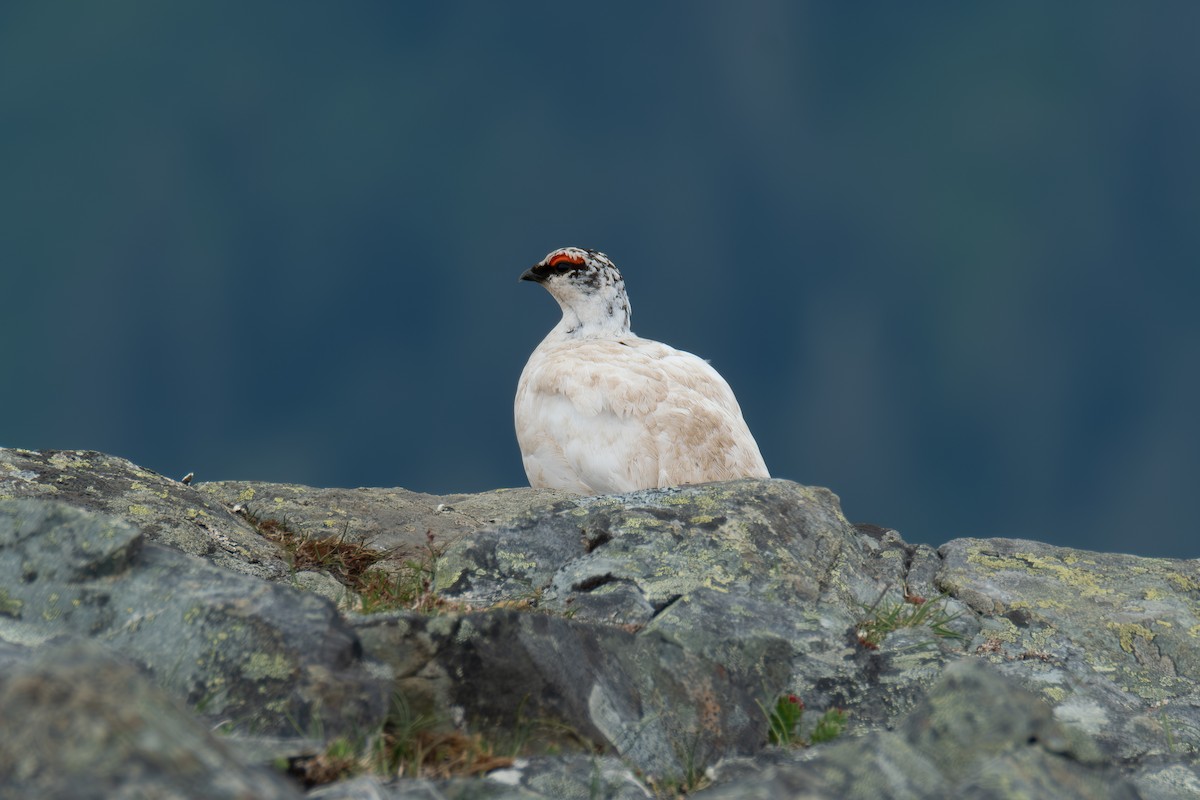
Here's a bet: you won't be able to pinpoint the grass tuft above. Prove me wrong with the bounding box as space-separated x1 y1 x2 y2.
855 590 966 650
278 695 592 788
246 510 465 614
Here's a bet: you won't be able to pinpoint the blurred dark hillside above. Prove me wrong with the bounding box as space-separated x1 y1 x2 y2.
2 3 1197 556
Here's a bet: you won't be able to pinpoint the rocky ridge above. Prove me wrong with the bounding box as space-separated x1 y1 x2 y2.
0 447 1197 799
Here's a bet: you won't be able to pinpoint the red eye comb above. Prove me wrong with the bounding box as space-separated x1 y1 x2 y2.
547 251 585 268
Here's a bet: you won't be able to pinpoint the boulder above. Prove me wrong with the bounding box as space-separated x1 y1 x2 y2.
369 482 889 771
0 498 386 738
939 537 1200 764
2 446 1199 799
0 639 301 800
0 448 287 580
698 658 1140 798
195 479 575 558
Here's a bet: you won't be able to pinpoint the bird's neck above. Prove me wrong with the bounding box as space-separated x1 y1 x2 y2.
552 294 632 339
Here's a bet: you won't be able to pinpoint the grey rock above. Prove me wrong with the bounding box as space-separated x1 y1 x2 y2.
385 780 546 799
0 448 288 580
697 659 1140 799
435 480 883 616
308 776 396 799
195 479 576 558
0 637 34 671
0 638 301 800
1132 762 1200 800
4 447 1200 798
356 608 789 777
295 568 357 605
482 755 651 799
308 755 649 800
403 479 957 776
939 537 1200 762
0 498 386 737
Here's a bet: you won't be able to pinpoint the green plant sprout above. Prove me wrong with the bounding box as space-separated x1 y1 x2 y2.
763 694 847 747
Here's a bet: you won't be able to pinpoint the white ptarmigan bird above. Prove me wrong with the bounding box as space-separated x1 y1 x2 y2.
515 246 769 494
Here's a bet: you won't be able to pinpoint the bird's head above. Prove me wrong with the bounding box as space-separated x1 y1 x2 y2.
522 247 631 336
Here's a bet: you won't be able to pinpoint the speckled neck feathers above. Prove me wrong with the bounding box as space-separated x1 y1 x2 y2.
520 247 632 339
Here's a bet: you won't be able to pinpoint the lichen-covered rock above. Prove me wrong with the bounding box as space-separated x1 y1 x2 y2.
0 498 386 737
307 756 651 800
481 755 651 799
696 659 1141 799
939 537 1200 763
0 448 288 580
434 480 883 617
0 639 301 800
356 608 791 776
196 479 575 556
4 448 1200 798
404 480 973 775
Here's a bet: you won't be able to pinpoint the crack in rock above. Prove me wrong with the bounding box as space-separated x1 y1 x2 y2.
572 573 619 593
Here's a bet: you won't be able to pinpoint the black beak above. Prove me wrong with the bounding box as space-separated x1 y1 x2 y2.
520 266 545 283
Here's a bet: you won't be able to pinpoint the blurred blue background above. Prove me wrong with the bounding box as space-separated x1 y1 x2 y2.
2 4 1197 557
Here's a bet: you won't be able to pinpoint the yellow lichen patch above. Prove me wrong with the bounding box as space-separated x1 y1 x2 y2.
242 652 295 681
43 593 62 622
617 516 662 531
1027 627 1060 652
1189 625 1200 639
1165 571 1200 593
689 515 715 525
0 589 23 617
700 575 731 593
1143 587 1168 601
1107 622 1155 654
127 504 151 516
499 553 539 573
130 481 146 491
1012 551 1118 601
1042 686 1068 703
692 492 723 512
237 487 256 503
1034 597 1069 611
966 550 1024 572
978 618 1020 643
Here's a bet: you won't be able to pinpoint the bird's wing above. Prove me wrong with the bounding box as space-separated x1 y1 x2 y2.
515 337 768 493
648 341 770 484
